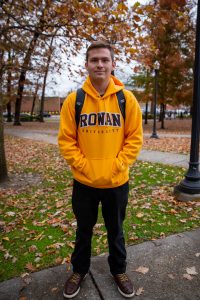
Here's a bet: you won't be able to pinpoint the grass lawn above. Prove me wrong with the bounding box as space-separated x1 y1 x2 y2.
0 135 199 282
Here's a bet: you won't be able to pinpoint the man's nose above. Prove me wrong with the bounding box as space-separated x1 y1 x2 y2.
97 60 103 67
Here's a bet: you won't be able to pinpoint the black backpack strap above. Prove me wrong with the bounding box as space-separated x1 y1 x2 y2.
75 88 85 127
116 90 126 121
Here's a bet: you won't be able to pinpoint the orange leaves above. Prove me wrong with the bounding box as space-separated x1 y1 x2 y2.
136 212 144 218
135 266 149 274
133 15 140 23
47 242 65 250
117 2 128 12
25 262 37 272
143 137 190 155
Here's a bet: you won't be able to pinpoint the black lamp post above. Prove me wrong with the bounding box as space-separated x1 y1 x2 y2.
174 0 200 201
150 61 160 139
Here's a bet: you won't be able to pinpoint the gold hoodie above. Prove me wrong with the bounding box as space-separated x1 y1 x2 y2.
58 75 143 188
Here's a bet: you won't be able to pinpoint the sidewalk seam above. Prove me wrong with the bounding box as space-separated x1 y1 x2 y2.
89 271 104 300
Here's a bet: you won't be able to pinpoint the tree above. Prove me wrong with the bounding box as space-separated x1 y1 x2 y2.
0 0 142 181
135 0 195 127
127 68 152 124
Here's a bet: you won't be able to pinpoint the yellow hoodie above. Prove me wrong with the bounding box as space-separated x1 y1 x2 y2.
58 75 143 188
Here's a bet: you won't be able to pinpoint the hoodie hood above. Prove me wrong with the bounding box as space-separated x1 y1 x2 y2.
82 75 124 100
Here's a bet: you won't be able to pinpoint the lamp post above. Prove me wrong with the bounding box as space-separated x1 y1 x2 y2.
174 0 200 201
150 61 160 139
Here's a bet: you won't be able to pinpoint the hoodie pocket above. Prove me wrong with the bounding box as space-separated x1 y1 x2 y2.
83 158 124 187
85 158 116 186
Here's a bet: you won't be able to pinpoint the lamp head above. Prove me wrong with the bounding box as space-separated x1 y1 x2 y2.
154 61 160 70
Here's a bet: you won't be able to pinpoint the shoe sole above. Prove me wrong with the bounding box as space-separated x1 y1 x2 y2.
112 274 135 298
63 287 80 299
118 287 135 298
63 274 87 299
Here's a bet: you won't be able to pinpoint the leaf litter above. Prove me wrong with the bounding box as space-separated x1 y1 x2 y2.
0 134 200 281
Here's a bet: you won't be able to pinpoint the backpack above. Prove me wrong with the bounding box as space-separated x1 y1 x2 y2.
75 88 126 127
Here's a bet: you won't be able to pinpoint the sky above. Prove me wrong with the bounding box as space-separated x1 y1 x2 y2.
47 0 149 97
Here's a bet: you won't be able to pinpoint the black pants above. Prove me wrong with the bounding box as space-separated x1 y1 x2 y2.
71 179 129 275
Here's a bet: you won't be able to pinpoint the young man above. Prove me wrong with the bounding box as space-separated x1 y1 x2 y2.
58 41 143 298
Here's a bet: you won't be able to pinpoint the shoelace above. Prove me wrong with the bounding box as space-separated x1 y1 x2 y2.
117 273 129 282
69 273 81 284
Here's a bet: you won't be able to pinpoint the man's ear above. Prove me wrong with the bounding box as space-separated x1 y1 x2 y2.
112 61 116 71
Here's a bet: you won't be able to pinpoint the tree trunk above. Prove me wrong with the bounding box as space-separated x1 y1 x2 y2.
144 101 148 124
0 44 8 182
150 99 154 114
31 79 39 116
159 103 162 122
13 0 50 126
6 51 12 122
0 105 8 182
39 34 55 122
6 102 12 122
0 49 8 182
14 31 40 125
160 103 165 129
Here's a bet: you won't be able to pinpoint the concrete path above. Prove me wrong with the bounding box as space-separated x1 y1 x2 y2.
4 127 189 168
0 228 200 300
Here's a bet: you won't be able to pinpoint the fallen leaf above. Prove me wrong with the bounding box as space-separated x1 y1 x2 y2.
4 252 12 259
33 232 44 241
160 232 166 238
12 257 17 263
34 257 41 263
179 219 187 223
51 287 58 293
168 274 175 279
195 253 200 257
135 287 144 295
55 256 62 264
136 212 144 218
183 274 193 280
29 245 38 253
66 241 74 249
25 262 37 272
23 276 32 285
21 273 30 278
47 242 65 249
71 221 77 226
56 201 65 208
6 211 16 217
135 266 149 274
186 266 198 276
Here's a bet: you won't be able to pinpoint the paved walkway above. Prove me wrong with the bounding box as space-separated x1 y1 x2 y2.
2 126 199 300
4 127 189 168
1 228 200 300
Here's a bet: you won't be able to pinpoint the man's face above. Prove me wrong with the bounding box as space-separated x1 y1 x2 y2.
85 48 115 84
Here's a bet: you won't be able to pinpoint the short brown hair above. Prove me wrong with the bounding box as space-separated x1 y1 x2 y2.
86 41 114 62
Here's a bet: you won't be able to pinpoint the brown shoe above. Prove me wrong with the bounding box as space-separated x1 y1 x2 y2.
113 273 135 298
63 272 86 298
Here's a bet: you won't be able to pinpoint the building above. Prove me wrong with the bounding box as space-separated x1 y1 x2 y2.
10 96 66 114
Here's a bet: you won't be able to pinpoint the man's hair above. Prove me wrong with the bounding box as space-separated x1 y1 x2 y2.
86 41 114 62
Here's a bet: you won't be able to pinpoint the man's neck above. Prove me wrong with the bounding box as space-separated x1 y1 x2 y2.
90 78 110 95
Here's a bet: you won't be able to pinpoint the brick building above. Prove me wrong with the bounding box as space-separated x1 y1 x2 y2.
10 96 66 114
